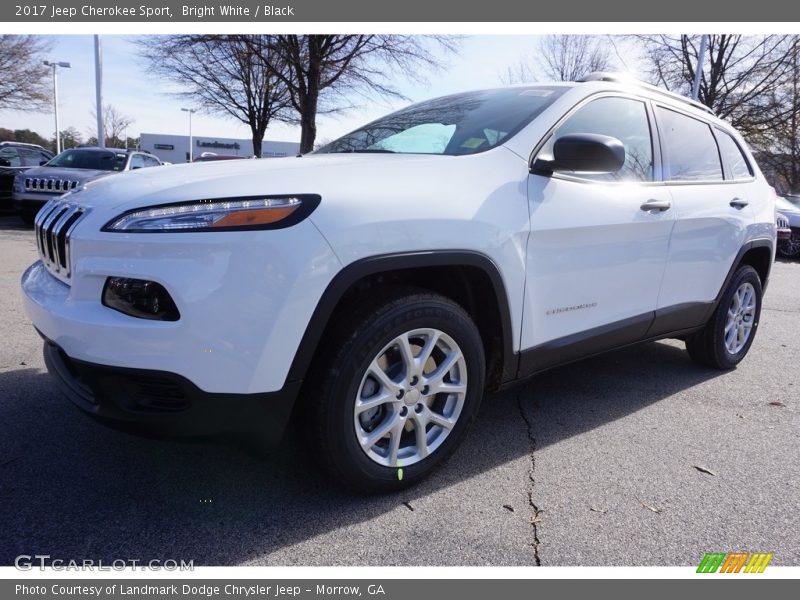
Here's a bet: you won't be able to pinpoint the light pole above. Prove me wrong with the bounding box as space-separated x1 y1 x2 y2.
181 108 196 162
43 60 71 154
692 34 709 101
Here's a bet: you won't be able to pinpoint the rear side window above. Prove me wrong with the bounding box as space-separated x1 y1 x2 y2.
0 147 21 167
19 148 44 167
656 107 722 182
542 96 654 182
715 130 753 179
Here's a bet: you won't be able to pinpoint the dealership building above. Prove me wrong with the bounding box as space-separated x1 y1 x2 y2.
139 133 300 163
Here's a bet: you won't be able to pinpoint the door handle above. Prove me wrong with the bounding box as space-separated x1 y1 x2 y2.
730 197 749 209
640 199 672 212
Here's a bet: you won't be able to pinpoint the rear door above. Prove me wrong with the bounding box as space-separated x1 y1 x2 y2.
523 94 675 362
655 106 753 318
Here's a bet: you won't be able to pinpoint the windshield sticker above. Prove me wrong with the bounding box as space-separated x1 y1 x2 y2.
461 138 486 149
520 89 553 97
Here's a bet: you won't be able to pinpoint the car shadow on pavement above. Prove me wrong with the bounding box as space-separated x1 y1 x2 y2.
0 340 724 565
0 215 30 231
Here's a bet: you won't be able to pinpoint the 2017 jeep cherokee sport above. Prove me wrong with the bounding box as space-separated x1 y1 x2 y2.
21 74 776 492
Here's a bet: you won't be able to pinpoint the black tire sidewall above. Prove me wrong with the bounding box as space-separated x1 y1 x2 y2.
321 297 485 491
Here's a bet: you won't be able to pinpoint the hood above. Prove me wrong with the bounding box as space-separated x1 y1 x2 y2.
59 153 468 212
17 166 116 183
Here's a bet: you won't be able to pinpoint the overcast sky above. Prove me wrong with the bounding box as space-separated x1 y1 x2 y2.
0 35 639 146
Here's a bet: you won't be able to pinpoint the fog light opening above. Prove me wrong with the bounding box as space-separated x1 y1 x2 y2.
102 277 180 321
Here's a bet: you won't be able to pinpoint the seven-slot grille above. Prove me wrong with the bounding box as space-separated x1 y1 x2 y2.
25 177 80 193
34 199 87 280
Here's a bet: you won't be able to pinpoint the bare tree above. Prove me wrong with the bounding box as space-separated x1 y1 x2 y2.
137 35 291 157
0 36 52 112
501 35 612 84
634 35 789 134
88 104 134 148
748 37 800 193
266 35 457 153
57 127 83 150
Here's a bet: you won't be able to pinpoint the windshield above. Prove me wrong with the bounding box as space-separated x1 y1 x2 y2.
46 149 128 171
777 197 800 212
316 86 567 156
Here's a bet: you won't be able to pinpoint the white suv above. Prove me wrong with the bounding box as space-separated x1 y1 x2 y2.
21 74 776 492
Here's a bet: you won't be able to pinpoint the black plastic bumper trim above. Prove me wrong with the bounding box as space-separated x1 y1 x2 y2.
42 340 299 445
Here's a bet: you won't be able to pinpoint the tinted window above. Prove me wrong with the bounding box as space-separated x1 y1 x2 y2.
47 149 128 171
19 148 44 167
130 155 146 169
0 147 21 167
144 155 161 168
318 86 567 156
716 130 752 179
657 107 722 182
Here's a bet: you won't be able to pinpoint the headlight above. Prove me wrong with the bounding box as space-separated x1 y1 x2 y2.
103 195 320 232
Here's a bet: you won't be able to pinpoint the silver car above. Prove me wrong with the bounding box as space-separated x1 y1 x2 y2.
776 196 800 258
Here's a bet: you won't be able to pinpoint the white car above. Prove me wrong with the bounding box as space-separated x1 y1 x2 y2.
21 74 776 491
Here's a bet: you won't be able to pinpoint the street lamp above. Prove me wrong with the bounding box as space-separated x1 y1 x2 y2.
181 108 196 162
43 60 71 154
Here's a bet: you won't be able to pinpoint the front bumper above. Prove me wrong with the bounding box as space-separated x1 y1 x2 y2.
13 192 53 213
43 338 300 443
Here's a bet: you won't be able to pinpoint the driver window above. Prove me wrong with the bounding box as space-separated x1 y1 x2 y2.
540 96 654 182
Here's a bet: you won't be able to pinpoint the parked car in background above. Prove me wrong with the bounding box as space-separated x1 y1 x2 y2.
0 142 54 212
13 147 163 225
776 196 800 258
777 212 791 242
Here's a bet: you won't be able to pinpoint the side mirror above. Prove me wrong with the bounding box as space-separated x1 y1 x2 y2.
532 133 625 175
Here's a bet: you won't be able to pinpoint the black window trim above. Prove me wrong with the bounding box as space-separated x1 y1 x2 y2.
711 125 755 182
529 91 662 186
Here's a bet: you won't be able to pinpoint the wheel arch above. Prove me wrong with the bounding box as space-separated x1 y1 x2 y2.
711 238 773 312
286 251 517 391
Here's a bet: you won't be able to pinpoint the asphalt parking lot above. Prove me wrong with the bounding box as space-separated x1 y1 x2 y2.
0 214 798 567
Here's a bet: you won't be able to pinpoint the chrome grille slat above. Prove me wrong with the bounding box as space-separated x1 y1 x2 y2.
33 200 87 283
24 177 80 193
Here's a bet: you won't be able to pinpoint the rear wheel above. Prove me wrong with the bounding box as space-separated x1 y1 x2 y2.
308 290 485 493
777 231 800 259
686 265 762 369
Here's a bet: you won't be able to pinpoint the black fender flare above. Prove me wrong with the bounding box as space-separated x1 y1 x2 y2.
285 250 517 387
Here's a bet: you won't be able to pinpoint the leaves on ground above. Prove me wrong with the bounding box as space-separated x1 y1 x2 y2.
692 465 717 476
769 401 786 407
502 504 514 512
638 499 662 514
589 506 608 514
402 501 414 512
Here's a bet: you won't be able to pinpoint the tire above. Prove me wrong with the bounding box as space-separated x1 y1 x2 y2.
685 265 762 370
777 231 800 259
307 288 485 493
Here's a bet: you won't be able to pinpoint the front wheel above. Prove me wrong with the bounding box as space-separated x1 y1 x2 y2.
686 265 762 369
308 290 485 493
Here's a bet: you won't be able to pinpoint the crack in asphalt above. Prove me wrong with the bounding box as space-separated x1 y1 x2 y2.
517 390 543 566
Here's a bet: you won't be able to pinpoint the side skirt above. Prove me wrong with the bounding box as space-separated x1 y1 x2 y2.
513 302 713 382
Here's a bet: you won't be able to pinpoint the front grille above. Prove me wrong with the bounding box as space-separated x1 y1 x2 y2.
34 199 87 279
24 177 79 193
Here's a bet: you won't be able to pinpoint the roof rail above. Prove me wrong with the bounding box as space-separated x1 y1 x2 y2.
578 72 716 116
